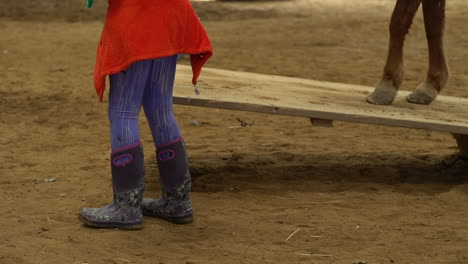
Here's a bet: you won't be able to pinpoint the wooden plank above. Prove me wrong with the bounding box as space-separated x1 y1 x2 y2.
173 65 468 135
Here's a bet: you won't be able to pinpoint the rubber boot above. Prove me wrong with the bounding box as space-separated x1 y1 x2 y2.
142 137 193 224
79 142 145 229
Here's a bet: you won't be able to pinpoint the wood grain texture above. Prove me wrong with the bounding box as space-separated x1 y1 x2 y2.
174 65 468 134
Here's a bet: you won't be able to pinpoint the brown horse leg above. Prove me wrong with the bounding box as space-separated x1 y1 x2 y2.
367 0 422 105
406 0 448 104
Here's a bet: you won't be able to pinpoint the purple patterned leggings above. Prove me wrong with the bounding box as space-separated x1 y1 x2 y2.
108 55 181 151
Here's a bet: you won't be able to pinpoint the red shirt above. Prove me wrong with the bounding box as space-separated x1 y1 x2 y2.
94 0 213 101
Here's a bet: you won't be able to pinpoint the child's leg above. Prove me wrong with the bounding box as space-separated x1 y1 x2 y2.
108 60 153 150
141 55 193 224
142 55 180 147
79 60 152 229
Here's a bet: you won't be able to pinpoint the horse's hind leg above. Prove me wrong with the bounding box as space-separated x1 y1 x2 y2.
406 0 448 104
367 0 422 105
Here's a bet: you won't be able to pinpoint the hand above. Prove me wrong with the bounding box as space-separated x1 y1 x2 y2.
87 0 94 8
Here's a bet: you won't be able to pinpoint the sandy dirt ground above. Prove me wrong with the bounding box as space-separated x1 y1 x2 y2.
1 0 468 263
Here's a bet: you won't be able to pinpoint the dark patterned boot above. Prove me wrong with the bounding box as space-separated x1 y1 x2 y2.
142 138 193 224
79 142 145 229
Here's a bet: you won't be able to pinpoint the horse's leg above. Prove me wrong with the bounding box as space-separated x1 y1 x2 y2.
367 0 422 105
406 0 448 104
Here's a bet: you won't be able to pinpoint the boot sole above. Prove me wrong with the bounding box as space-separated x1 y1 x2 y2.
78 214 143 230
143 212 193 224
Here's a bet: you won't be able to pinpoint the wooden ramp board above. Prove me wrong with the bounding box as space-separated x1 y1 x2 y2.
173 65 468 135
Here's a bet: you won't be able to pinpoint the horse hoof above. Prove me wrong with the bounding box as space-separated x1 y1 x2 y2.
406 81 438 105
366 80 397 105
406 91 435 105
